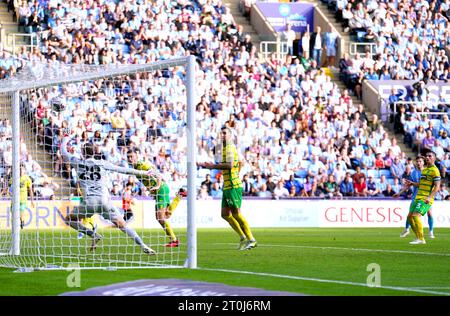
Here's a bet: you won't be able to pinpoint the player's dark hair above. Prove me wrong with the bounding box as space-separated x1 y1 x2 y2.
420 149 435 157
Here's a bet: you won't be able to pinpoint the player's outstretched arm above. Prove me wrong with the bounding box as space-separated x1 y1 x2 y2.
102 162 165 189
403 178 419 187
394 177 415 197
108 164 163 192
393 185 407 198
102 162 150 177
197 161 233 170
197 151 234 170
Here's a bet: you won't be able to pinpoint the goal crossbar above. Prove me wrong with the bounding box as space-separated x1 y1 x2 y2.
0 57 189 94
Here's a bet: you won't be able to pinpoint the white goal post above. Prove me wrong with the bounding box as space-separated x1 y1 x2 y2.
0 56 197 270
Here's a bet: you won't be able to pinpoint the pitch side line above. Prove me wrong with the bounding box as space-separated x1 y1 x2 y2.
218 243 450 257
412 287 450 290
262 244 450 257
200 267 450 296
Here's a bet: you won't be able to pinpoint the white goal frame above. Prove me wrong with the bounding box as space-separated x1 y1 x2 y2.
0 56 197 270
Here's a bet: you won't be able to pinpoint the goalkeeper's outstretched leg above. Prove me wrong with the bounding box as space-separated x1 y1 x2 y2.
108 209 156 255
65 212 102 250
77 216 97 239
123 210 135 223
65 205 156 255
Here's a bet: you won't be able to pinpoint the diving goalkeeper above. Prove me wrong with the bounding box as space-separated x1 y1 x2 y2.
62 136 156 255
127 150 185 247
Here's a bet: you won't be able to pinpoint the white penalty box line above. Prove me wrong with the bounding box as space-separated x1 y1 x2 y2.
211 242 450 295
216 243 450 257
200 267 450 296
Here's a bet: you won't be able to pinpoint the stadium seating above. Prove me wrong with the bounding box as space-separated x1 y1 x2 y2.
1 0 448 200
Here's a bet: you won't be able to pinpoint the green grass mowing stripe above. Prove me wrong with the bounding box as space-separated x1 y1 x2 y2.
1 228 449 296
201 228 450 294
215 243 450 257
199 267 450 296
0 267 445 296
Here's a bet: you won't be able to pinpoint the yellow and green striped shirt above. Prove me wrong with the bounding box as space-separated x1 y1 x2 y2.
133 160 157 190
10 175 32 203
222 143 242 190
415 164 441 205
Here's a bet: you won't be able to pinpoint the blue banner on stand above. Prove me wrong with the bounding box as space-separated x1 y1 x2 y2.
255 2 314 33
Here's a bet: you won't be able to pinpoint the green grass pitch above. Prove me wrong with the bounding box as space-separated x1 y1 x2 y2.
0 228 449 296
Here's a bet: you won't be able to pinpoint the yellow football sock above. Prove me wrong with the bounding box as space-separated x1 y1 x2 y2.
413 216 424 241
408 215 418 238
82 217 95 230
222 213 245 238
232 212 254 241
168 195 181 214
163 221 177 241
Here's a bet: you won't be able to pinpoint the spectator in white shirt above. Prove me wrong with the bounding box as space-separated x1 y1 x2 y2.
273 180 289 200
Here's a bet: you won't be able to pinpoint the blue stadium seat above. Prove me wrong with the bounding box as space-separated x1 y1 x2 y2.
197 168 210 179
294 169 308 179
361 169 368 177
379 169 392 179
431 119 441 126
367 169 378 179
102 123 113 134
92 123 103 132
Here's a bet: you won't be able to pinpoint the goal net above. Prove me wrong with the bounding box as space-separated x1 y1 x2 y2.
0 56 197 270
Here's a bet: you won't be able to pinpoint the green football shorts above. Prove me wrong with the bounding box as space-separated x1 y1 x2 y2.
10 202 27 213
409 200 432 216
155 182 171 209
20 202 27 213
222 188 243 209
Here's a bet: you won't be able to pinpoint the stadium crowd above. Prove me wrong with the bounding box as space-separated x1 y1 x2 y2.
0 117 59 198
0 0 449 200
324 0 450 98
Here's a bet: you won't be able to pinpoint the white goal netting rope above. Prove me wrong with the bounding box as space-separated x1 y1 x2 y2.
0 56 196 270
